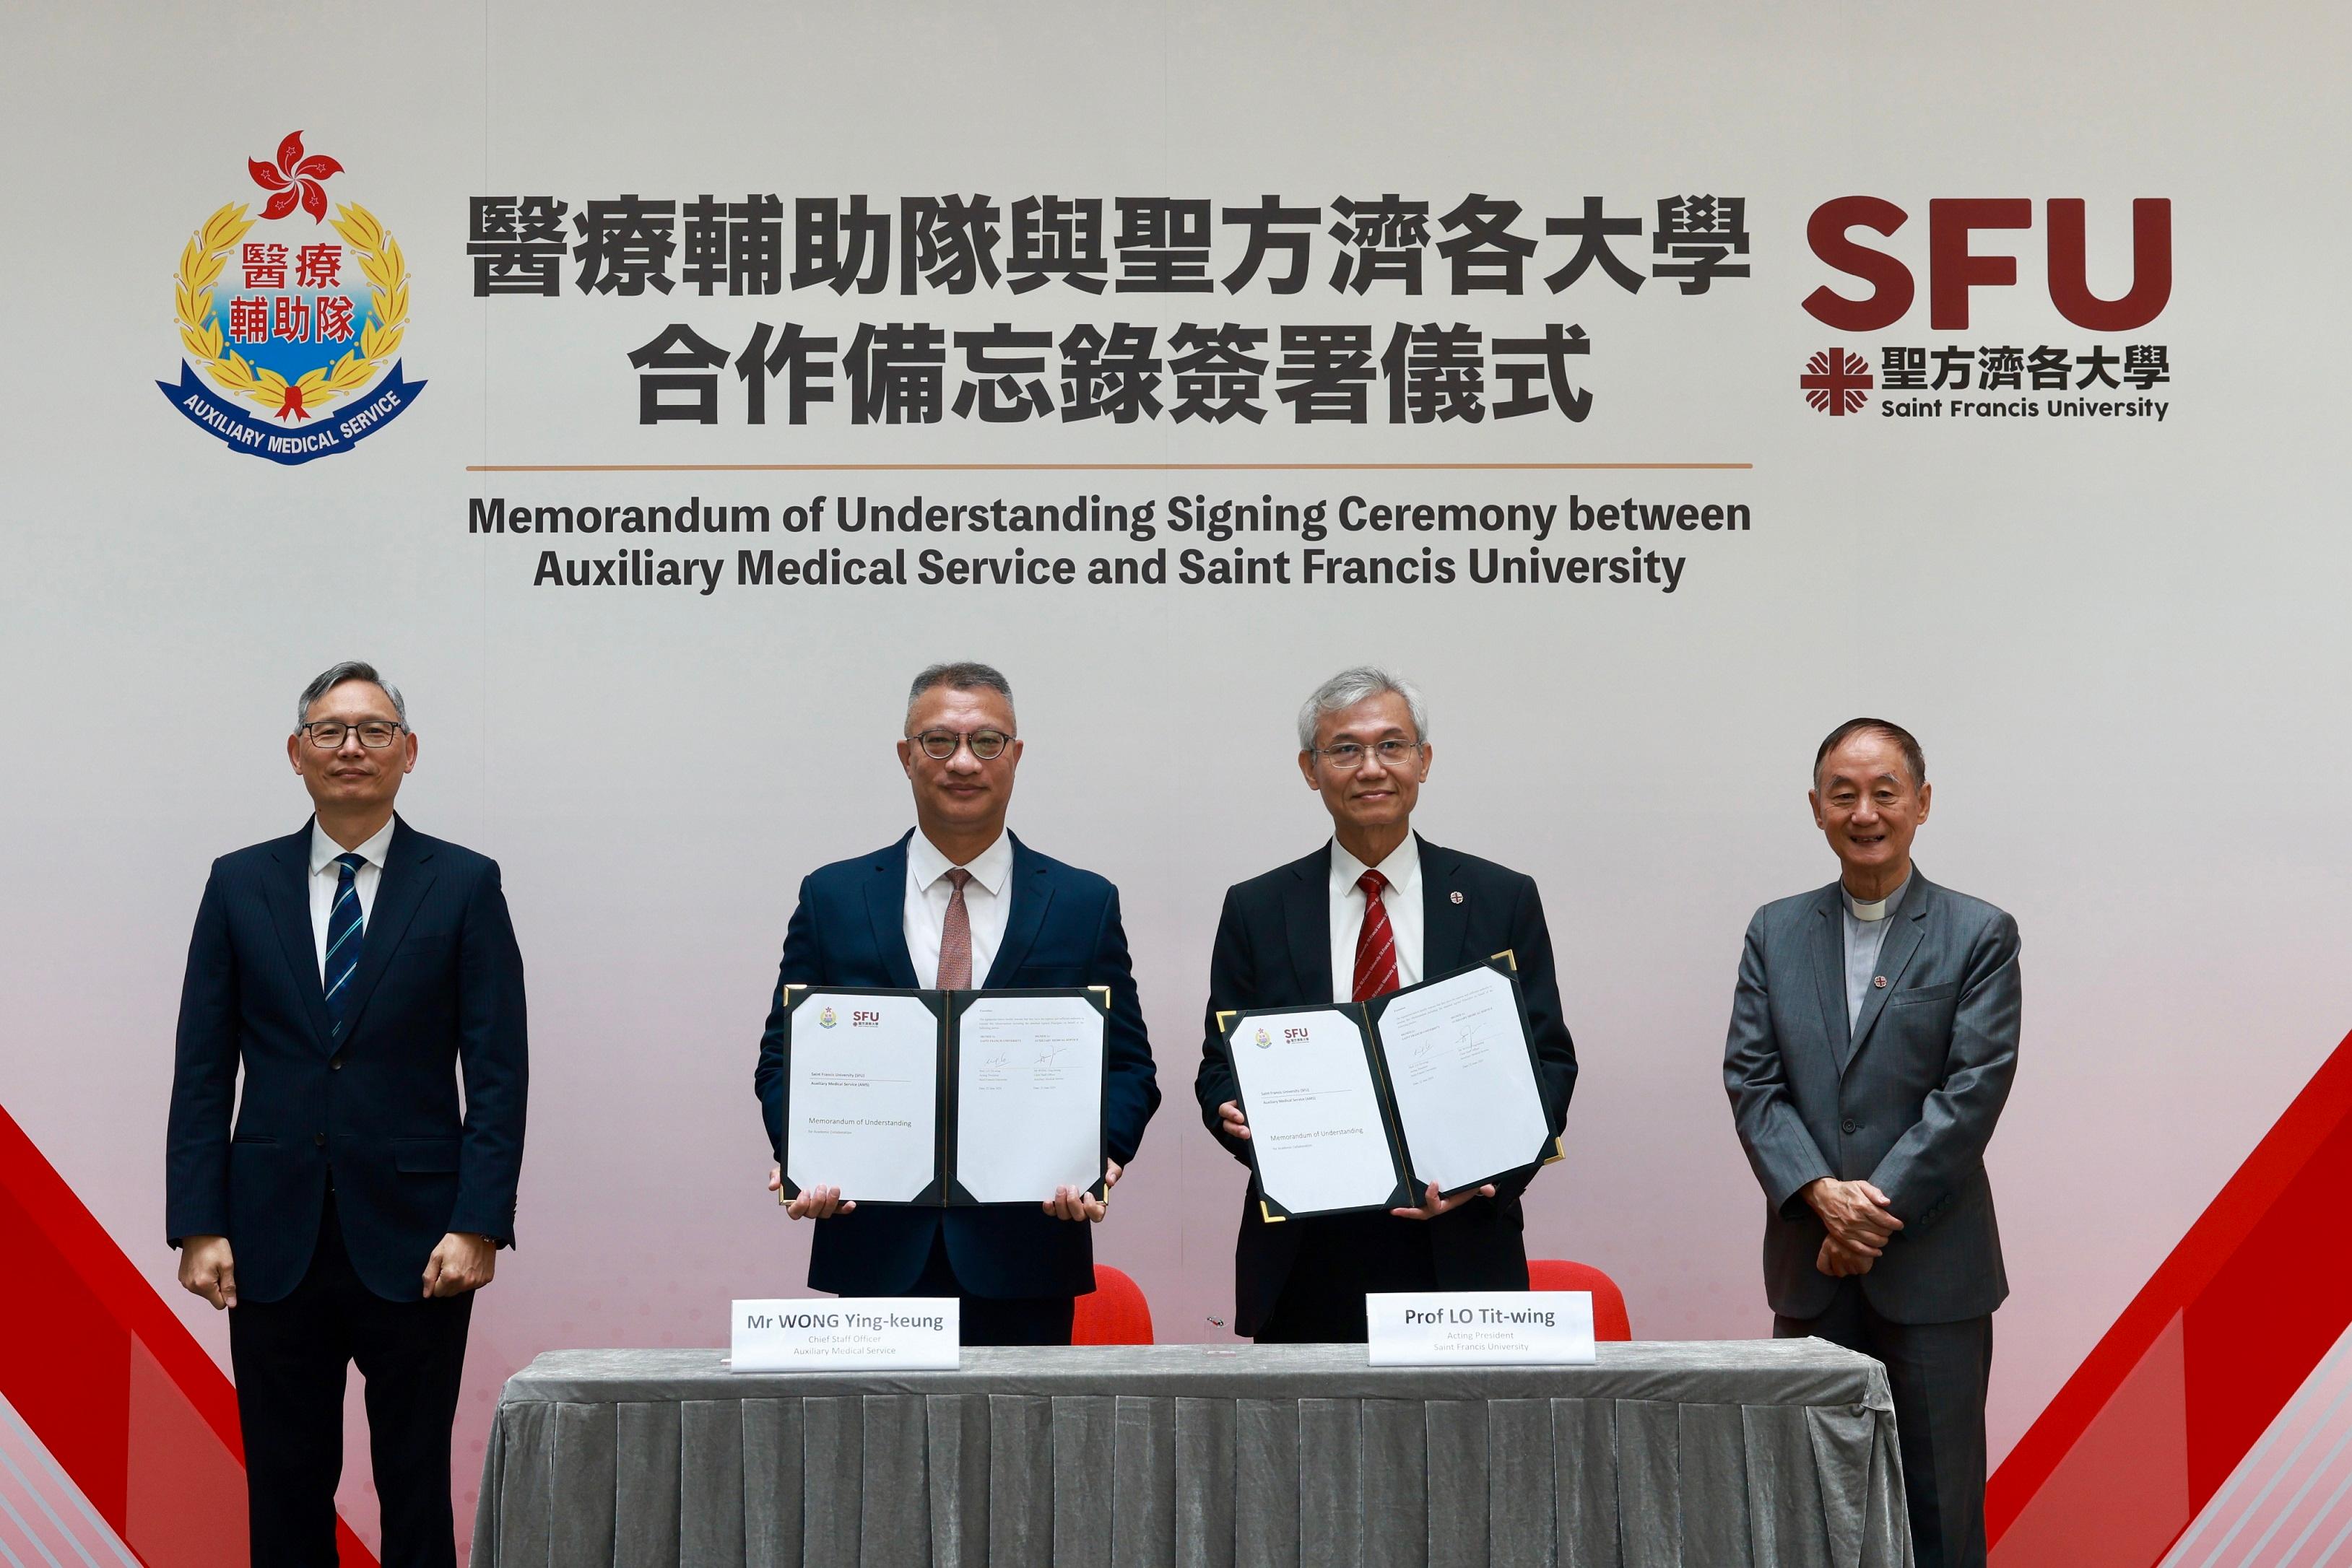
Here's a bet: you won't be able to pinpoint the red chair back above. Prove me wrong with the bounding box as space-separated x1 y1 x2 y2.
1072 1264 1155 1345
1527 1258 1633 1341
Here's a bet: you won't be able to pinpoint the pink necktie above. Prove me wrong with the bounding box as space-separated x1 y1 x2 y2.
936 868 974 990
1352 869 1400 1001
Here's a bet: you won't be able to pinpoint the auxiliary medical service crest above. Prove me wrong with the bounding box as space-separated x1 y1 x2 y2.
159 131 423 463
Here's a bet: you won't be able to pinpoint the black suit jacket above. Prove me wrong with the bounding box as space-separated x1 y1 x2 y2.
754 831 1160 1299
165 817 529 1303
1724 872 2020 1323
1193 837 1577 1336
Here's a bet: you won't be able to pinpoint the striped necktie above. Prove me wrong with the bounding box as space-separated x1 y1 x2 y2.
323 851 367 1034
1352 869 1401 1001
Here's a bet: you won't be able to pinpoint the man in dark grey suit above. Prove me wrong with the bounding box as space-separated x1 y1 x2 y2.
1724 718 2020 1568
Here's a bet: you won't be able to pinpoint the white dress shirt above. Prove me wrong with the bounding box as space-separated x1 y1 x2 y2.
1840 873 1912 1028
904 829 1015 988
308 816 395 983
1328 834 1424 1003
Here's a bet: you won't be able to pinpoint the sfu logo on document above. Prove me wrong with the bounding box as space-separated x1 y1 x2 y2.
1797 196 2175 422
157 131 425 463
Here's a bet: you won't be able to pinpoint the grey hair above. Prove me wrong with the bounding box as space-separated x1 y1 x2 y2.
1814 716 1925 790
295 661 407 731
1297 666 1429 752
905 661 1015 728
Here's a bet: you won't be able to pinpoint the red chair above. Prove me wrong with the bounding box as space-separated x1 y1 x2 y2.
1072 1264 1155 1345
1527 1258 1633 1341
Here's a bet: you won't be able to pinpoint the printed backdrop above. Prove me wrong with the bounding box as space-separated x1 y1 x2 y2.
4 3 2349 1562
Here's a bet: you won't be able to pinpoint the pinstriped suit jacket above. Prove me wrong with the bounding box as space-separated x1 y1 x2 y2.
165 817 529 1302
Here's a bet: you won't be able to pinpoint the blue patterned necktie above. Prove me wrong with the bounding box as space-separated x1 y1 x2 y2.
323 851 367 1035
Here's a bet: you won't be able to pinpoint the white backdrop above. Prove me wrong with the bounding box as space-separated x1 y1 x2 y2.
5 1 2351 1551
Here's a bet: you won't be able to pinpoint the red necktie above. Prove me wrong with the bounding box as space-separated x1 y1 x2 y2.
936 868 973 989
1352 869 1400 1001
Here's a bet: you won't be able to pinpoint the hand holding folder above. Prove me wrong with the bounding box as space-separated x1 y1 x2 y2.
773 985 1112 1210
1218 956 1560 1222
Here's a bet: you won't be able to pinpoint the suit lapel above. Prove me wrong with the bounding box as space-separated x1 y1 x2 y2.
1284 845 1335 1003
984 833 1054 988
864 833 921 989
334 816 435 1047
1808 885 1857 1073
1418 835 1469 975
1844 877 1934 1068
265 824 335 1047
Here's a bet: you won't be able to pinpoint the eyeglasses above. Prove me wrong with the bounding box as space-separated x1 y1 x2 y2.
1314 739 1422 770
300 720 404 749
907 728 1015 762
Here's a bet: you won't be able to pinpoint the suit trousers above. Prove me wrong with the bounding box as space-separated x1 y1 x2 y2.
907 1227 1075 1346
227 1195 474 1568
1776 1281 1992 1568
1253 1211 1440 1344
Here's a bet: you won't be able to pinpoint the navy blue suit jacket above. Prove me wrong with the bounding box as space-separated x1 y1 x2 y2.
1193 837 1578 1336
754 831 1160 1299
165 818 529 1302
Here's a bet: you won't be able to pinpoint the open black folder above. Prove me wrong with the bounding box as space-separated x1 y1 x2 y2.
1218 954 1561 1221
773 984 1111 1207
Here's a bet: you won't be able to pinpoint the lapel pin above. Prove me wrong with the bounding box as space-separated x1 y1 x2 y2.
1873 975 1887 988
1450 890 1464 904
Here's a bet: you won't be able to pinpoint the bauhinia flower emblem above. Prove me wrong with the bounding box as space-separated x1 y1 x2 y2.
247 131 342 222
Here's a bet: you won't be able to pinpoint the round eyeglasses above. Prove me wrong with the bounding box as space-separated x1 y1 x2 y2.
907 728 1015 762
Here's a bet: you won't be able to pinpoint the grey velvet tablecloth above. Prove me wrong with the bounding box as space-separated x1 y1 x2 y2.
472 1341 1909 1568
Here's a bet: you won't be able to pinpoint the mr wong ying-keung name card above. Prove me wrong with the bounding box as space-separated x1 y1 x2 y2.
729 1297 961 1372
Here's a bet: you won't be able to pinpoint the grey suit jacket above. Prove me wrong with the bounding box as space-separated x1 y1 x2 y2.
1723 871 2020 1323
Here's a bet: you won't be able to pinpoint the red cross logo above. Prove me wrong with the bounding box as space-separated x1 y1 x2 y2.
1801 348 1873 415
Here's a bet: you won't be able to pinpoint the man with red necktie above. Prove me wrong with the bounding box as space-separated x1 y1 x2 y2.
1194 667 1579 1343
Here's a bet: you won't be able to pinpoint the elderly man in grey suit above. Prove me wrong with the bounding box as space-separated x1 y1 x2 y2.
1724 718 2021 1568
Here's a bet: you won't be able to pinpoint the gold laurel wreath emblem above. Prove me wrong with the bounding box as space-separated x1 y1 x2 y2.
172 201 409 418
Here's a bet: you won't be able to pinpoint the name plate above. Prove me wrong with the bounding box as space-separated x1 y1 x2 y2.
1366 1290 1597 1367
729 1297 960 1372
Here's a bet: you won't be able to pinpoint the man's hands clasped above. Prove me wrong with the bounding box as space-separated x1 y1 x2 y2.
1802 1177 1903 1277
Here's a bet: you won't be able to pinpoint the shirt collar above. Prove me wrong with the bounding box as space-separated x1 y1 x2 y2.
310 816 396 876
1331 832 1421 895
1841 871 1911 923
908 827 1013 897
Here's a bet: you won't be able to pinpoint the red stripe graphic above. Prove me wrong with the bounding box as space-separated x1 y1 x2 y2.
1990 1027 2352 1565
0 1103 378 1567
9 1021 2351 1564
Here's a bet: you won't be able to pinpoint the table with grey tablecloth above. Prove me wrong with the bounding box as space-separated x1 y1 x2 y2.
472 1340 1909 1568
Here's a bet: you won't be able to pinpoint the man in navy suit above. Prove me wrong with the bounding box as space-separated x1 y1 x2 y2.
756 661 1160 1345
167 661 527 1568
1194 667 1578 1342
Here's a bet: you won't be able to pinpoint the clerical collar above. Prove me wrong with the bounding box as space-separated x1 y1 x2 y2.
1841 874 1911 923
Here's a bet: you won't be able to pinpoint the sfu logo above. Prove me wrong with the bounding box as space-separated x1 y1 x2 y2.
1803 197 2171 331
851 1010 882 1027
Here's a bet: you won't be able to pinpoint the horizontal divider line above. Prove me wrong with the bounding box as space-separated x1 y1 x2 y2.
464 461 1753 473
